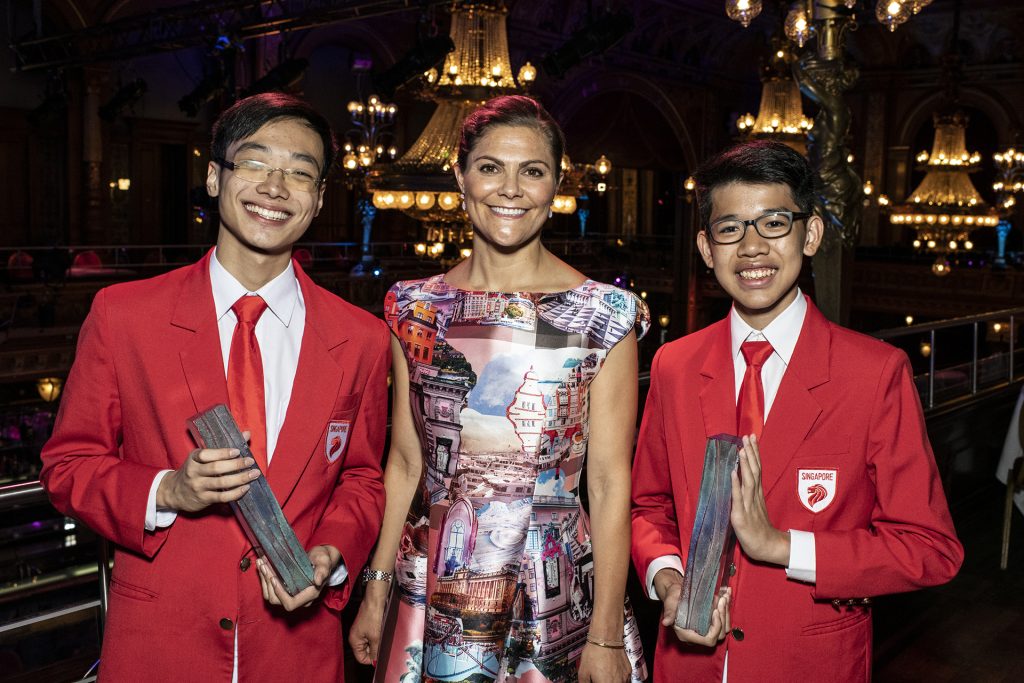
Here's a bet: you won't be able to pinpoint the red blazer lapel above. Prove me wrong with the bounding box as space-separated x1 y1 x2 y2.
697 319 740 499
268 263 349 508
172 250 231 424
760 297 831 497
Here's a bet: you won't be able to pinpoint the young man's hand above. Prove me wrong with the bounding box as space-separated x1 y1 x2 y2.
256 545 341 611
731 435 791 565
156 444 261 512
654 568 731 646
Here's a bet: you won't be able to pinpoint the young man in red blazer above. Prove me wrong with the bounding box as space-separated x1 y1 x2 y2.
41 93 389 681
631 140 963 682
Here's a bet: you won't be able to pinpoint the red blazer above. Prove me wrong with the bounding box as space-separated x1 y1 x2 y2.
631 298 963 682
40 251 389 682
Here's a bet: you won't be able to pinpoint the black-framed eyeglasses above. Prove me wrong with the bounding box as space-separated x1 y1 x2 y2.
214 157 322 192
706 211 811 245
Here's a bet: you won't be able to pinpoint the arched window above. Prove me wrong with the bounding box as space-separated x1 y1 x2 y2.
446 520 466 562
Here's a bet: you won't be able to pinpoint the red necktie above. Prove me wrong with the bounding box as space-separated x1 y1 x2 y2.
228 295 269 472
737 340 774 439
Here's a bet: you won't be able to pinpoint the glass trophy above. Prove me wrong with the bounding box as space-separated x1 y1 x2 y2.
674 434 741 635
188 404 316 596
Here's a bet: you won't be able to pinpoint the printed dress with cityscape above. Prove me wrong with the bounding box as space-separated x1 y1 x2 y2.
377 274 650 683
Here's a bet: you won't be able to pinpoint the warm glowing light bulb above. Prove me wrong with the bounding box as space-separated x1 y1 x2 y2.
726 0 763 28
518 62 537 84
416 192 436 210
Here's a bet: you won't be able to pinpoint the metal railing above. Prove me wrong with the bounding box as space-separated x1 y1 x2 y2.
1 236 624 274
874 306 1023 410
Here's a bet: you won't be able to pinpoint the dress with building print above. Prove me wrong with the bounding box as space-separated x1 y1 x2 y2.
376 273 650 683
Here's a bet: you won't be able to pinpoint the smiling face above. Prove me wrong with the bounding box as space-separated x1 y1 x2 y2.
207 117 325 263
697 182 822 329
454 124 559 251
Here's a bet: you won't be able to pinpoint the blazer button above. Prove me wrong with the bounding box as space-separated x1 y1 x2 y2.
240 557 251 572
220 618 234 631
731 627 745 641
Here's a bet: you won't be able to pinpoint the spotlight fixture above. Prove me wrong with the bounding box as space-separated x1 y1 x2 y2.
179 73 227 117
542 9 635 78
372 35 455 98
179 37 237 117
99 79 148 122
241 58 309 98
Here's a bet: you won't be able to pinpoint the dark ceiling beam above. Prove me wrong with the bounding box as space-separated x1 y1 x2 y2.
9 0 449 72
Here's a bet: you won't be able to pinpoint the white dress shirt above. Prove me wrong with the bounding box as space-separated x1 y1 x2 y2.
645 290 816 600
142 249 346 680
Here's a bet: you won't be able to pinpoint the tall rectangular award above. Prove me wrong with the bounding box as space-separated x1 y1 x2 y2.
188 404 316 596
674 434 742 635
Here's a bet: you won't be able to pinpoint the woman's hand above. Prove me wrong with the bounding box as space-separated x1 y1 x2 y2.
349 583 389 665
578 642 632 683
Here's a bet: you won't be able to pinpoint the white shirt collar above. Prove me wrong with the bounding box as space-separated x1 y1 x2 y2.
730 288 807 366
209 247 299 326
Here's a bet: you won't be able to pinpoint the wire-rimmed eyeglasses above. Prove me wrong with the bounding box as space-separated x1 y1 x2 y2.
214 157 323 192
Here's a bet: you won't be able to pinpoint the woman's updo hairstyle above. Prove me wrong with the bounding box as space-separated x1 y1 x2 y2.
457 95 566 180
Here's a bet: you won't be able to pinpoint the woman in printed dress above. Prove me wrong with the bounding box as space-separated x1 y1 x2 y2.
350 95 648 683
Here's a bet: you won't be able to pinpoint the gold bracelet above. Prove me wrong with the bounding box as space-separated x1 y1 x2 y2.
586 635 626 649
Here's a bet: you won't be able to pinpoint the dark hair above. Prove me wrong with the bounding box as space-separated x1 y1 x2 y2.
457 95 566 178
210 93 338 181
693 140 821 228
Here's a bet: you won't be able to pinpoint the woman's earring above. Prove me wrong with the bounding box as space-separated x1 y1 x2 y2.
548 207 553 219
460 193 466 212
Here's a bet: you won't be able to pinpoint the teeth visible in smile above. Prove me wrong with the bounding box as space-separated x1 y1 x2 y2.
245 203 290 221
740 268 777 280
491 206 527 217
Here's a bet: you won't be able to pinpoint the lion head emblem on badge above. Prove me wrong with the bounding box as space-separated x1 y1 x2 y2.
807 483 828 507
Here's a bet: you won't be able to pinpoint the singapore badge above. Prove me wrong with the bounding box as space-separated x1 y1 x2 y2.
797 468 837 513
326 420 351 464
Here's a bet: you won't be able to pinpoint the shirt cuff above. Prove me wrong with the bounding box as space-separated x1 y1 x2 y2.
145 470 179 532
327 562 348 587
785 529 816 583
646 555 684 600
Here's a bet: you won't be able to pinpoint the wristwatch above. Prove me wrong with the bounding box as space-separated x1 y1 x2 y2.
360 567 394 584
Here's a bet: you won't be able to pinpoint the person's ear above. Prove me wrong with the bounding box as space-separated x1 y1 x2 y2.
206 161 220 198
697 230 715 269
454 163 465 195
802 214 824 257
314 182 326 217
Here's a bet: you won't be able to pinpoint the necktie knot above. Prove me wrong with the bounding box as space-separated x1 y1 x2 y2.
232 295 268 325
741 340 774 370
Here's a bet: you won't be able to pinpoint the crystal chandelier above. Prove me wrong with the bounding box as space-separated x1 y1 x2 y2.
736 39 812 150
367 2 536 243
552 154 612 216
889 111 999 275
993 146 1024 213
340 95 397 179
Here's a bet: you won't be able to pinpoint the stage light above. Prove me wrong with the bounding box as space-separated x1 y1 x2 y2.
541 9 635 78
373 36 455 97
99 79 148 122
241 58 309 98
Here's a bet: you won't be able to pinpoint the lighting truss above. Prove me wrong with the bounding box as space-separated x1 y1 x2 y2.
10 0 451 72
